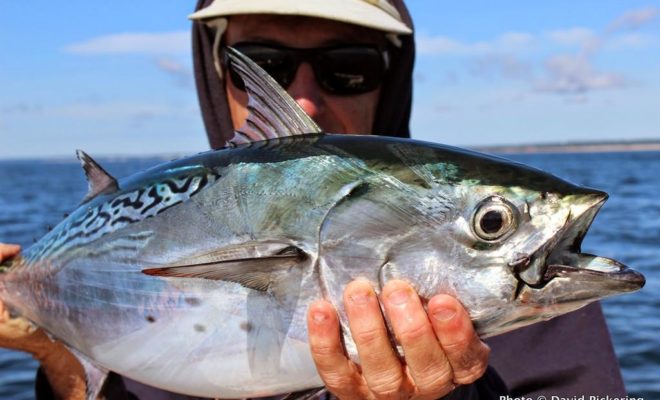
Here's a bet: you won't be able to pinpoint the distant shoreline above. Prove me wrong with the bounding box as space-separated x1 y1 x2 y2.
472 140 660 154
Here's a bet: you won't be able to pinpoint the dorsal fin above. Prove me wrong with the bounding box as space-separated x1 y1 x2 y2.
76 150 119 204
224 46 322 146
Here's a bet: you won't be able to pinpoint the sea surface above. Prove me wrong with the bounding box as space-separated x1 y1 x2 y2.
0 151 658 399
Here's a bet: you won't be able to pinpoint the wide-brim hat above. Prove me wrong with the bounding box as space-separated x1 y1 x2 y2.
189 0 412 35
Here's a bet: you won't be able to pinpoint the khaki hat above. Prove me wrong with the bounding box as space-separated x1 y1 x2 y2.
189 0 412 35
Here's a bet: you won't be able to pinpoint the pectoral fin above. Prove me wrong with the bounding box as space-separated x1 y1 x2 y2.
142 244 307 292
142 242 310 379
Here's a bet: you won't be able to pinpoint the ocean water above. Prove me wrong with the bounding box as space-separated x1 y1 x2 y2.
0 151 658 399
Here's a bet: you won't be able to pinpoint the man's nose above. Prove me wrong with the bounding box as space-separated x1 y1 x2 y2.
286 63 325 119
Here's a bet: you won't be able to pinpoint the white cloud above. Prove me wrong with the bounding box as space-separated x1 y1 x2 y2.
155 58 187 73
64 31 190 55
545 27 597 47
606 33 654 50
417 32 534 55
493 32 535 49
417 10 655 104
155 57 193 87
469 54 533 81
531 8 657 98
416 35 465 55
607 7 659 33
3 101 200 134
17 102 197 120
1 104 44 115
535 55 626 95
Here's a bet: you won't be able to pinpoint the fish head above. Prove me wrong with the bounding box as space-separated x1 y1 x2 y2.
456 183 644 337
378 146 645 338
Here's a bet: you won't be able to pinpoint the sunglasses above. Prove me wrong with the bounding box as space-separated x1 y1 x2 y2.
223 42 389 95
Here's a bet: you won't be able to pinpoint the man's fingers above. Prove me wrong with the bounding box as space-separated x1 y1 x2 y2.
381 280 455 397
427 294 490 385
0 243 21 262
0 300 49 354
344 280 408 398
307 299 367 400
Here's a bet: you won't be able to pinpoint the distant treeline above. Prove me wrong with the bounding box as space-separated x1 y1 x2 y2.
473 139 660 154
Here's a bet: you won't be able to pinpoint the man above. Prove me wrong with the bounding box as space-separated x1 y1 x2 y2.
0 0 626 398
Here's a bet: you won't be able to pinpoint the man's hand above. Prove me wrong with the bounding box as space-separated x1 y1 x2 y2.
0 243 21 262
0 243 41 352
307 279 490 400
0 243 86 399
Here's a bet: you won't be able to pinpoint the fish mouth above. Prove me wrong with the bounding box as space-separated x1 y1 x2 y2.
512 190 645 301
542 255 644 288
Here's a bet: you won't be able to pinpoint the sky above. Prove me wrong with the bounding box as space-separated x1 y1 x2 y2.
1 1 659 159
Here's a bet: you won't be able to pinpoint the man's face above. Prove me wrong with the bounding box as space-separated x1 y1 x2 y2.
224 15 385 134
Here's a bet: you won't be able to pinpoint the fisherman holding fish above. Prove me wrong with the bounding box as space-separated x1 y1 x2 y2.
0 0 634 399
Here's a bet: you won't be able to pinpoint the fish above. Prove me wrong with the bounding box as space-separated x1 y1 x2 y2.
0 47 645 399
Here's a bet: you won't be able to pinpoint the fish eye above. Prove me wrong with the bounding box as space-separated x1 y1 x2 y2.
472 196 518 242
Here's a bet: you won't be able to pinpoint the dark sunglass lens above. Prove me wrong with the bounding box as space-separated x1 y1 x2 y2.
315 47 385 95
228 44 297 90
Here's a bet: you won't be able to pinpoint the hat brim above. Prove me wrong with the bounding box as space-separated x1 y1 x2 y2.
189 0 412 35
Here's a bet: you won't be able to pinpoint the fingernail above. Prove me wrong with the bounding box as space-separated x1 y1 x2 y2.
433 306 456 322
387 288 411 305
312 311 328 324
349 290 371 304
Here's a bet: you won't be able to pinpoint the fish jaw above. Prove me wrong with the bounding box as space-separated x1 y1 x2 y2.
490 254 646 338
479 190 645 337
536 253 645 301
519 189 645 294
512 190 608 287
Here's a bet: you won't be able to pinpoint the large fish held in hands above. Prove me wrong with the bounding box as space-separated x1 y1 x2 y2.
0 48 645 399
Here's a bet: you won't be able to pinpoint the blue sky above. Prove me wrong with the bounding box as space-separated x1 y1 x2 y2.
1 1 659 159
